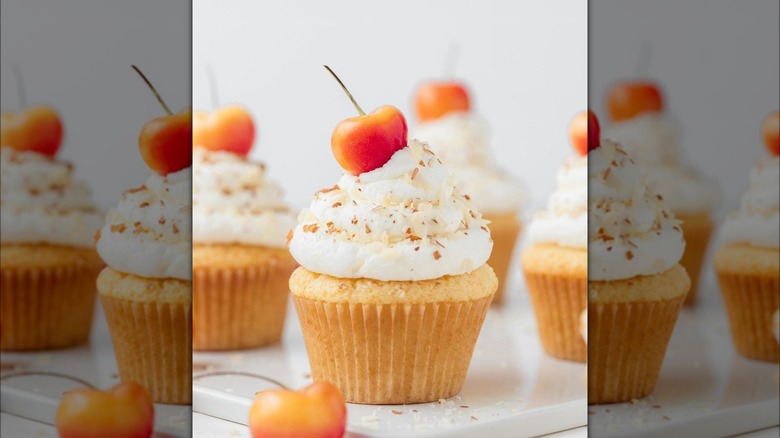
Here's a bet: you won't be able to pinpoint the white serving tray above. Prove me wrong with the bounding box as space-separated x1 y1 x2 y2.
587 271 780 438
0 300 192 438
192 269 588 438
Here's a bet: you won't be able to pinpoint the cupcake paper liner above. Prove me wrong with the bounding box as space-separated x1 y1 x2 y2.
100 295 192 404
716 270 779 362
484 215 521 305
193 260 295 351
588 295 685 404
1 265 100 351
677 214 714 305
524 272 587 362
292 295 493 404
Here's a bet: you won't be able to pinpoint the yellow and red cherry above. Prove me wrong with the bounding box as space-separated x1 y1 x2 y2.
1 106 63 156
193 105 255 156
132 65 192 176
325 66 407 176
248 382 347 438
56 381 154 438
606 81 663 122
762 111 779 156
414 81 471 122
569 110 600 154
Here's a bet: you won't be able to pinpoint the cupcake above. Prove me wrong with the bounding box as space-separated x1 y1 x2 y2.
521 111 590 363
411 81 526 304
714 114 779 362
1 107 103 350
96 75 192 404
604 81 719 304
588 132 690 404
289 71 496 404
192 106 298 350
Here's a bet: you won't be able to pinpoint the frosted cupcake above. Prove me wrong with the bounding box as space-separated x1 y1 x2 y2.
522 111 590 362
605 81 719 304
588 134 690 404
714 115 779 362
192 129 298 350
1 111 103 350
96 72 192 404
290 71 496 404
412 81 526 304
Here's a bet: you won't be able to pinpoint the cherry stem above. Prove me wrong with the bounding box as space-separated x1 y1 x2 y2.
635 41 653 78
0 371 96 389
324 65 365 116
131 65 173 116
193 371 289 391
13 65 27 108
443 42 461 77
206 64 219 109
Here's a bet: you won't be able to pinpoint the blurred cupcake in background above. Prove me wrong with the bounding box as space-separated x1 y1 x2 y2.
192 105 298 351
1 105 103 350
714 111 779 363
588 121 690 404
411 80 526 304
522 111 591 363
604 80 719 304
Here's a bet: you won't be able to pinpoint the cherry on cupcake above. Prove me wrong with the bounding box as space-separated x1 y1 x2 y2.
56 381 154 438
249 382 347 438
132 65 192 176
569 110 600 155
606 80 663 122
414 81 470 122
762 111 779 156
325 66 407 175
1 106 64 156
193 106 255 156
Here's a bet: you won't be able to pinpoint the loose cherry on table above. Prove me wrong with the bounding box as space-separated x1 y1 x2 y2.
1 106 63 156
132 65 192 176
249 382 347 438
193 105 255 156
324 65 408 176
414 80 471 122
606 80 664 122
762 111 779 156
569 110 600 155
56 381 154 438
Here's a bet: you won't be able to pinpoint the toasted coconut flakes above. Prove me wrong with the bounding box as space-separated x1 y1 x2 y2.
173 224 179 234
332 202 342 208
433 250 442 260
626 250 634 260
365 224 372 234
603 167 612 180
464 194 471 200
110 224 126 233
408 235 422 242
411 168 419 180
351 216 358 225
139 202 150 208
303 224 319 233
419 160 425 167
286 229 294 244
317 184 340 195
159 217 166 225
414 246 420 251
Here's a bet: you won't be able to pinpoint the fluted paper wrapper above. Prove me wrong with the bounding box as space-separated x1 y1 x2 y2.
484 215 521 305
524 272 587 362
193 261 295 351
677 214 714 305
100 295 192 404
1 265 100 350
292 295 493 404
588 295 685 404
716 270 779 362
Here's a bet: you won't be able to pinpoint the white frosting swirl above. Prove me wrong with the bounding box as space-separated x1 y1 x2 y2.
411 113 527 213
0 147 102 247
604 113 720 213
588 140 686 281
719 156 779 248
527 154 587 248
288 140 493 281
97 168 191 280
193 147 296 247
